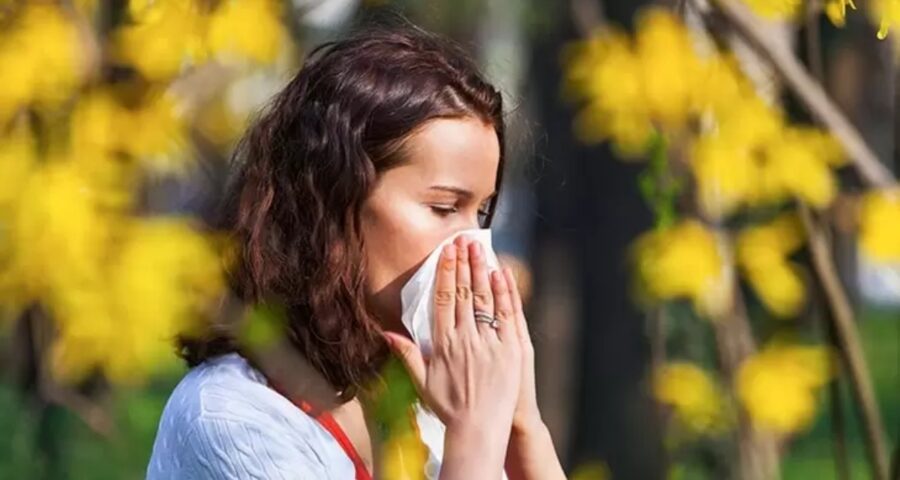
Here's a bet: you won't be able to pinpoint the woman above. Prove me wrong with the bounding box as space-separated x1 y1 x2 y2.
147 24 565 480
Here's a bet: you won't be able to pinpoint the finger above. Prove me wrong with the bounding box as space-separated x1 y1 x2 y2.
490 270 515 343
433 244 457 345
503 266 532 347
383 332 427 392
454 236 476 336
469 241 497 339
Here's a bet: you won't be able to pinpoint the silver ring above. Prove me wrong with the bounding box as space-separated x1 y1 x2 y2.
473 311 500 330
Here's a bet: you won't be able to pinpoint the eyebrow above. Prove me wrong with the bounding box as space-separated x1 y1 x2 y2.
428 185 498 202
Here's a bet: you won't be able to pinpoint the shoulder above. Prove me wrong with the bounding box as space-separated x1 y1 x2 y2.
146 353 354 479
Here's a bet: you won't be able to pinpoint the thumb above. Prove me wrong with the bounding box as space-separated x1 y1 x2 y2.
383 331 427 389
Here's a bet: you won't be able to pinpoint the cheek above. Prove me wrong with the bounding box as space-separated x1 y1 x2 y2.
363 201 452 288
383 209 443 273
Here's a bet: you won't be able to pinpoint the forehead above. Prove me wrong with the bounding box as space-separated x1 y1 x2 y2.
396 117 500 193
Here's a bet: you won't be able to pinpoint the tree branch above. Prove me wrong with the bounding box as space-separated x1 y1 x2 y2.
798 204 891 480
802 4 850 478
712 281 781 480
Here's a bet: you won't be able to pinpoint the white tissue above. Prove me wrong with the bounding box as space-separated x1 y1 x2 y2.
400 228 501 357
398 228 506 479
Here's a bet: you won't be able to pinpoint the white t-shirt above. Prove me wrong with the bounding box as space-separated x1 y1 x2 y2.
146 353 356 479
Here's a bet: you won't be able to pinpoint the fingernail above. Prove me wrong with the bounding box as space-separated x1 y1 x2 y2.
470 241 481 259
443 244 456 259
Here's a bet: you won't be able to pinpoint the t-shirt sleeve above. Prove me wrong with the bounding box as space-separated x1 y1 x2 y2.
184 414 329 480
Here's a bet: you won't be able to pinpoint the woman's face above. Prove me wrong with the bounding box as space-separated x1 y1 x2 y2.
361 116 500 331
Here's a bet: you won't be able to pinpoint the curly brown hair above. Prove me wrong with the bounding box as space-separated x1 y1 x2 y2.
179 25 506 402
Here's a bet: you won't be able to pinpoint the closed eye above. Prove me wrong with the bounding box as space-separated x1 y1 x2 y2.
430 205 458 216
429 197 494 221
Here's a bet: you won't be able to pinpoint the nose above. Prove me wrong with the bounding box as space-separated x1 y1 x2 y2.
445 222 480 246
460 215 481 232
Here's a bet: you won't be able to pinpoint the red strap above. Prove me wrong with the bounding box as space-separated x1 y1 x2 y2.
315 410 372 480
267 380 372 480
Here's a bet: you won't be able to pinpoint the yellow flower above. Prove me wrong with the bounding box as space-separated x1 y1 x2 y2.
737 214 807 318
691 98 785 217
0 123 37 213
859 189 900 262
381 427 428 480
0 124 37 303
635 9 704 129
573 105 654 157
70 90 131 161
66 93 139 208
691 96 841 217
717 96 785 147
741 0 803 19
762 132 839 208
871 0 900 38
694 55 748 115
105 219 224 382
113 0 208 80
747 261 807 318
736 343 832 433
0 4 87 121
653 362 728 435
826 0 857 27
563 29 635 107
633 221 733 318
564 9 739 156
4 161 110 303
207 0 287 65
48 287 118 383
0 157 221 385
50 218 225 384
563 29 653 155
789 127 846 167
563 9 768 160
125 91 190 174
739 213 807 260
692 134 761 219
70 89 190 175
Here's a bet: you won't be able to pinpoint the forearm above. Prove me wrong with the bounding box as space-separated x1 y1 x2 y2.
504 421 566 480
440 423 509 480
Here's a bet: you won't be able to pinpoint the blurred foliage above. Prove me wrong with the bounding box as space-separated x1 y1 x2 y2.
0 0 296 385
0 374 180 479
0 0 896 478
653 362 731 437
563 4 898 479
1 307 891 479
736 342 833 434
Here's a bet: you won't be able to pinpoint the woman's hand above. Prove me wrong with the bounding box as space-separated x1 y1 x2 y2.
499 265 542 436
498 266 566 480
384 236 522 478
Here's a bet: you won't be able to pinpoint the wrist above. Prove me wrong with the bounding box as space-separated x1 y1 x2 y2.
445 420 510 450
443 422 509 476
511 412 546 440
504 420 561 480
